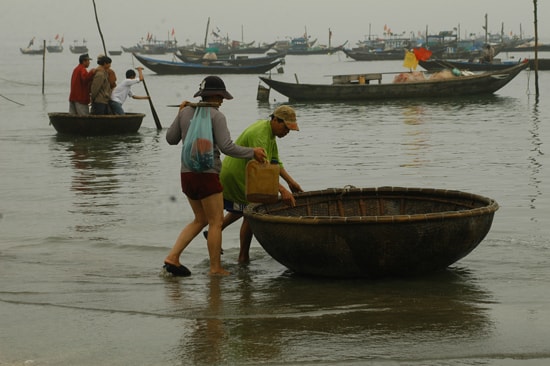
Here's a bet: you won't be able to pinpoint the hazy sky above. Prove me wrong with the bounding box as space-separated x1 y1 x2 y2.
2 0 548 49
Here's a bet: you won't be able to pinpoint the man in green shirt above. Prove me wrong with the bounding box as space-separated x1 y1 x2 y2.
219 105 303 263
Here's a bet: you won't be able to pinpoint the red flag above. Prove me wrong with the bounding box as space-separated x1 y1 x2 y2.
413 47 432 61
55 34 59 40
171 28 175 36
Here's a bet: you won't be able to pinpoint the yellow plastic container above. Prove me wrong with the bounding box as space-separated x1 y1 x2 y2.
246 160 280 203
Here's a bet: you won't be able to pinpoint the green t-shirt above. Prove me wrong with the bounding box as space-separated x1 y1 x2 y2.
220 119 281 204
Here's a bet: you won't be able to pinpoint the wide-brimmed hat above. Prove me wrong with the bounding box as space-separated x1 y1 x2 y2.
273 105 299 131
193 76 233 99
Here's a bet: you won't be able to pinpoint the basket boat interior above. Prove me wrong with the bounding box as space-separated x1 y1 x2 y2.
249 187 498 223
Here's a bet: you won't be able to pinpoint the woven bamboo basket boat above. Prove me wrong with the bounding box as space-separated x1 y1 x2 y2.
244 186 499 278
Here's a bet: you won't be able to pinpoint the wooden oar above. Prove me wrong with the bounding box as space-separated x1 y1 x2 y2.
141 76 162 130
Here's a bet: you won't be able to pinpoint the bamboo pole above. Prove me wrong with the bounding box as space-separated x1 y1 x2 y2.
42 40 45 94
533 0 539 97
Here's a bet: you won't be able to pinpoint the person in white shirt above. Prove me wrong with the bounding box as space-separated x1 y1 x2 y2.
109 67 149 114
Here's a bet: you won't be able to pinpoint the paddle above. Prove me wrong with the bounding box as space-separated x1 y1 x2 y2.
92 0 162 130
141 76 162 130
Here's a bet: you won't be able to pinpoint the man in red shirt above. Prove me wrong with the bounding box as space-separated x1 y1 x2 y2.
69 53 95 115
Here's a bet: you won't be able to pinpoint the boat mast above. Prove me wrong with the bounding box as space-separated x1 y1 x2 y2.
204 17 210 48
484 13 488 44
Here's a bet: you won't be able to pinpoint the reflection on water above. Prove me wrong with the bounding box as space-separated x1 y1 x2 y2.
49 134 145 233
163 263 492 365
401 105 430 168
528 100 542 211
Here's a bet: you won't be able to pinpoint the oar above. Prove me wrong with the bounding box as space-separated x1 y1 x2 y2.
141 76 162 130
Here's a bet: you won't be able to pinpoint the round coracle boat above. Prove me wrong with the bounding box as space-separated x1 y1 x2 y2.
48 112 145 136
244 186 499 278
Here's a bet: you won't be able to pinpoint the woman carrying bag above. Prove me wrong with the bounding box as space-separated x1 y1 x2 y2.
164 76 266 276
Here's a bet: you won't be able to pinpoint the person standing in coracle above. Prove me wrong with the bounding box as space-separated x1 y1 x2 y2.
69 53 95 115
90 55 113 115
109 67 149 115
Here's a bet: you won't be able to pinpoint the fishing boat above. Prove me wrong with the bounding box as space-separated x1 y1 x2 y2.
46 35 64 53
343 48 406 61
133 53 282 75
48 113 145 136
20 47 44 55
122 39 178 54
245 186 499 278
232 41 277 54
419 58 526 72
46 44 63 53
258 62 527 102
20 37 44 55
176 46 233 61
285 37 348 55
69 40 89 54
175 51 286 66
528 59 550 71
500 42 550 52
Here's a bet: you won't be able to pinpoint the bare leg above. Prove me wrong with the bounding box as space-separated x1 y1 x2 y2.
222 211 243 230
203 211 242 249
238 218 254 264
165 197 207 267
201 192 230 276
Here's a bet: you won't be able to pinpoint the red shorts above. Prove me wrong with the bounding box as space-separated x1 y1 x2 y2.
180 172 223 200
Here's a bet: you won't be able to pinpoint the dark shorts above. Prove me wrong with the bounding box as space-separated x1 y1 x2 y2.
180 172 223 200
223 199 247 214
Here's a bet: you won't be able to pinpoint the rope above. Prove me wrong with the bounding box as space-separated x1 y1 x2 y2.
0 94 24 106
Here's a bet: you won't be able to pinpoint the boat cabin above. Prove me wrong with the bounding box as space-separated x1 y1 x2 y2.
332 73 382 85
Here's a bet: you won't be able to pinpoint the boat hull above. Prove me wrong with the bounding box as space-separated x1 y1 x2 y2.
48 113 145 136
46 45 63 53
419 59 525 72
528 58 550 70
286 45 346 55
259 62 527 102
133 53 282 75
175 52 285 66
69 45 89 54
245 187 498 278
20 48 44 55
343 48 405 61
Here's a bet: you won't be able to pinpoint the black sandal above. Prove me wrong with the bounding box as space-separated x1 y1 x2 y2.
163 263 191 277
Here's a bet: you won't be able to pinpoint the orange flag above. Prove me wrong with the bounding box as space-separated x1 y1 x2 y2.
413 47 432 61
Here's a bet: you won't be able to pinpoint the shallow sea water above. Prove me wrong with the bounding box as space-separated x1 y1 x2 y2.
1 44 550 365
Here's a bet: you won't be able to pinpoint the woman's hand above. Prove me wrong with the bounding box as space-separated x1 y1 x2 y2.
178 100 190 111
252 147 267 162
